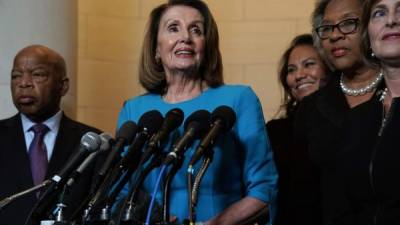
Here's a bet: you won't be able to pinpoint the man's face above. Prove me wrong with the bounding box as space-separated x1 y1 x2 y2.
10 48 68 122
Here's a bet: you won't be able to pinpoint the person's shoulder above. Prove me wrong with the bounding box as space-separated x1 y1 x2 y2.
300 81 333 109
206 85 258 108
267 117 293 134
214 84 251 92
122 92 159 108
302 72 340 103
0 114 19 128
300 90 320 109
210 84 255 97
266 117 291 130
266 117 293 143
0 117 11 126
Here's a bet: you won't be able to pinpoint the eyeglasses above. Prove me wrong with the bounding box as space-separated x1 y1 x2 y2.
315 18 359 40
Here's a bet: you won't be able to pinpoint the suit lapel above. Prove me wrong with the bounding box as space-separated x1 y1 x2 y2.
316 75 349 128
47 114 81 177
3 114 35 188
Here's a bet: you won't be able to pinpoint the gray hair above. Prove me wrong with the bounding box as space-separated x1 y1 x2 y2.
311 0 335 70
310 0 363 71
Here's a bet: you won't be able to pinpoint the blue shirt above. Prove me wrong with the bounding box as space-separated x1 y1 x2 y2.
117 84 277 223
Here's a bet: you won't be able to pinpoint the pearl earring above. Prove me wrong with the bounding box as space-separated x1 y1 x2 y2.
371 51 375 57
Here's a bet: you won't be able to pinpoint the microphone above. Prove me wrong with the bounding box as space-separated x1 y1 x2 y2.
86 111 164 212
99 133 115 152
48 132 102 186
97 121 138 179
189 106 236 165
163 110 211 166
30 132 102 221
66 133 114 187
141 108 184 164
119 110 164 169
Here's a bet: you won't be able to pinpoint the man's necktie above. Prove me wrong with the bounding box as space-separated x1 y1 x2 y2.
28 124 50 186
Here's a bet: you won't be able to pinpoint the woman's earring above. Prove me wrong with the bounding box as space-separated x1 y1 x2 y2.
369 46 376 58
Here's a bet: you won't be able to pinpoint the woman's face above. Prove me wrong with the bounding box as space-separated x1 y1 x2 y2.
320 0 363 71
286 45 327 101
368 0 400 65
156 5 205 75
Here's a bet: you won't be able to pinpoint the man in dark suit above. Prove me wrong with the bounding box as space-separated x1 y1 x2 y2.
0 45 101 225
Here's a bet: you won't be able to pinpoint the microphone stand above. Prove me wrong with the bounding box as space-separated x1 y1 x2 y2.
2 180 72 225
23 181 70 225
0 180 51 211
71 152 146 225
51 184 85 225
162 155 185 225
105 151 143 208
187 148 214 225
186 166 194 225
82 131 148 223
81 168 130 224
118 153 164 225
51 185 68 224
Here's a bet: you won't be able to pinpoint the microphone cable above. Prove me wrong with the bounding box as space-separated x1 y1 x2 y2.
145 164 168 225
114 153 164 225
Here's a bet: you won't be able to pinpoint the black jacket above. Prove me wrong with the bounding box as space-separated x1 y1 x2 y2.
267 117 321 225
0 113 101 225
294 74 386 225
333 96 400 225
294 74 350 225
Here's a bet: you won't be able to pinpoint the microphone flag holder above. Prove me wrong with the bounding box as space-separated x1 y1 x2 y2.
162 156 184 224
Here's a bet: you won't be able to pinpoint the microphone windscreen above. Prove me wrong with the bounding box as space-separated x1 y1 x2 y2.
184 110 211 138
99 133 114 152
116 121 138 145
211 106 236 132
81 132 102 152
165 108 184 130
138 110 164 135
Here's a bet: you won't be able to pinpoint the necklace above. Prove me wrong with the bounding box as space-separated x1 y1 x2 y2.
340 70 384 96
379 87 389 136
379 88 388 102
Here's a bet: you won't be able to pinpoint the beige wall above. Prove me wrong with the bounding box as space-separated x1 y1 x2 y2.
77 0 316 134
